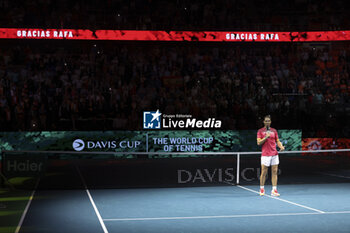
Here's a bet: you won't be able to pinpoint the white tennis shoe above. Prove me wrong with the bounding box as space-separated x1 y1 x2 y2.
271 189 280 196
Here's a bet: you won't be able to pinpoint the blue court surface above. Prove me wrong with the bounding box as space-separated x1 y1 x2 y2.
18 180 350 233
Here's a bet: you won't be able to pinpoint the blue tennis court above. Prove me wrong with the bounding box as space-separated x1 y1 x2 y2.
16 172 350 233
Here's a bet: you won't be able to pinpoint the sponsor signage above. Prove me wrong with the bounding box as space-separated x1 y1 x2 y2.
0 130 302 154
72 139 142 151
3 155 47 177
177 168 235 183
176 167 282 184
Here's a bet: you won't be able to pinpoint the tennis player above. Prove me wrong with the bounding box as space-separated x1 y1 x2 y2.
257 115 285 196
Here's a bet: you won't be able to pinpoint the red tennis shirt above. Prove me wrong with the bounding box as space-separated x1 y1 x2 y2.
257 127 279 156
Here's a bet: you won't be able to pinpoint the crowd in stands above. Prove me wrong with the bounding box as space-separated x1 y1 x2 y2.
1 0 350 136
0 0 349 31
0 40 349 137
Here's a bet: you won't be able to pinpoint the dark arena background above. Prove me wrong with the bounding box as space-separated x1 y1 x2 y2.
1 1 350 233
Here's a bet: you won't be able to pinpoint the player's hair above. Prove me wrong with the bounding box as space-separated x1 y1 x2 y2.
263 115 271 120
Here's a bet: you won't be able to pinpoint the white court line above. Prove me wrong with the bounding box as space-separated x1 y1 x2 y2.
77 167 109 233
227 183 325 213
15 179 40 233
317 172 350 179
103 211 350 221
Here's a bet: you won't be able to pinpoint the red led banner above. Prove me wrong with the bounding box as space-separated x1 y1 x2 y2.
302 138 350 156
0 28 350 42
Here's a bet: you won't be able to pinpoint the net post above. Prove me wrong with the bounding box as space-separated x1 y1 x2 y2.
236 153 240 185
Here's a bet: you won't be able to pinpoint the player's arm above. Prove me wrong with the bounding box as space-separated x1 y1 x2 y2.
277 139 285 151
257 132 270 146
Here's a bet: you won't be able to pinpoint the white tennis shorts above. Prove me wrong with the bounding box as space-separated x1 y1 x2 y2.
261 155 279 167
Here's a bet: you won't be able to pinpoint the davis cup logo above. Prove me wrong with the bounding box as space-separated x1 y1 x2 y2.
143 110 162 129
73 139 85 151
